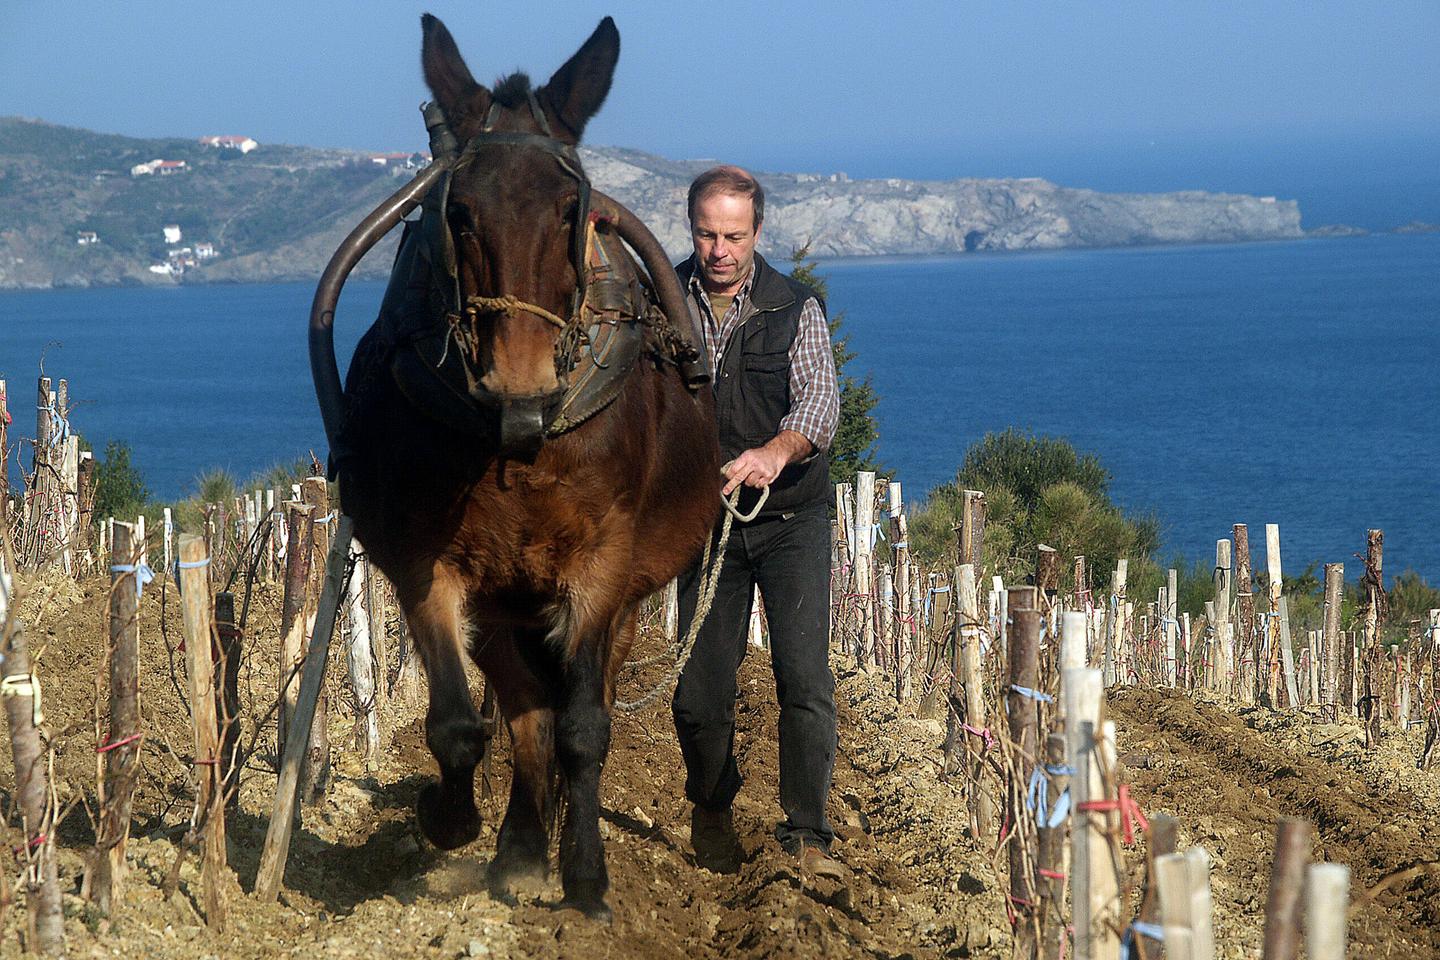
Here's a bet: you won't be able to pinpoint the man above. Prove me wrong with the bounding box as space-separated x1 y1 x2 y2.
671 166 845 880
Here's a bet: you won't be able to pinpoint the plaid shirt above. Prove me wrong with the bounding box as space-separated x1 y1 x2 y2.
686 263 839 452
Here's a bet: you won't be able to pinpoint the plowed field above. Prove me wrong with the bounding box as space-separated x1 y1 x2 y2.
3 572 1437 958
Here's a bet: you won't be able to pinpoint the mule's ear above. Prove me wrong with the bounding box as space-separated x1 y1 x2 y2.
540 17 619 142
421 14 491 129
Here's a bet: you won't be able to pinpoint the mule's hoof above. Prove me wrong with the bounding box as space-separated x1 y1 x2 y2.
557 896 613 924
487 852 548 897
417 782 481 850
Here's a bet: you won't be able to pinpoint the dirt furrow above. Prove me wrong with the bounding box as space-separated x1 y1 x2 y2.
1112 687 1440 959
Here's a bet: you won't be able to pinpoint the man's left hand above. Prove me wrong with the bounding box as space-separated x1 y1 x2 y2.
720 430 814 496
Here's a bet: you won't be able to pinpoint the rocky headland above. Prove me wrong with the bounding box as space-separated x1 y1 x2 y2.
1 117 1307 290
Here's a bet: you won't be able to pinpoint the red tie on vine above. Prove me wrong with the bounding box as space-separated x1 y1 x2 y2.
1074 784 1150 844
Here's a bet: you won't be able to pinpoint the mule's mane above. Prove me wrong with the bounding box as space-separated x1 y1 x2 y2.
491 73 535 108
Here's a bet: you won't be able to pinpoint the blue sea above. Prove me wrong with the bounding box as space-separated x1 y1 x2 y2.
2 232 1437 578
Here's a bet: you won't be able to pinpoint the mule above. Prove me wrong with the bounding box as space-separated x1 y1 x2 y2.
308 14 720 920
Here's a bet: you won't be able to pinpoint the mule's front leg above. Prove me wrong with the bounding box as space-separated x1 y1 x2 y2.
555 635 612 920
476 629 556 898
408 583 488 850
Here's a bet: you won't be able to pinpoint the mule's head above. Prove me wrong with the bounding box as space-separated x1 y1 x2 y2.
421 14 618 431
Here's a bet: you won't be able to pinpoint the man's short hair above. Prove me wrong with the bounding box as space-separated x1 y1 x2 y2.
687 165 765 230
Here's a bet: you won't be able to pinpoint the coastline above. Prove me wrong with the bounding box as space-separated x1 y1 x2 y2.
8 230 1437 295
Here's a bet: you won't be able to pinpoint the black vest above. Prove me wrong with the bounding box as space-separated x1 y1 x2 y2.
677 253 831 518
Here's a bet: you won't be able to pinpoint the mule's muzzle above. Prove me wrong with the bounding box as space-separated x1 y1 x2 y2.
495 388 566 458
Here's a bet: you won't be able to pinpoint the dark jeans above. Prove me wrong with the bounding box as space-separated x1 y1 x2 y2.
671 500 836 852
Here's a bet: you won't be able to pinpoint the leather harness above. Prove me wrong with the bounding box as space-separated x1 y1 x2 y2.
349 99 696 459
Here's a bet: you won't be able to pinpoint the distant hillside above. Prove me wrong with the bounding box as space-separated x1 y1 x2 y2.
0 117 1305 290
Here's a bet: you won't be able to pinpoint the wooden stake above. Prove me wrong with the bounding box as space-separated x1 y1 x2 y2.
1320 564 1343 715
1361 530 1384 748
958 489 986 568
178 534 229 928
1064 668 1116 960
1307 632 1320 706
1277 597 1301 709
1304 863 1350 960
59 433 79 576
890 481 913 701
300 476 334 803
749 583 766 650
1261 817 1313 960
1342 629 1357 716
1155 847 1215 960
1215 540 1233 698
214 592 242 810
1038 732 1071 960
1 584 65 955
255 515 354 902
1181 612 1192 691
854 472 875 664
1136 814 1179 959
956 564 995 841
89 521 142 914
367 563 389 730
877 565 893 669
1103 560 1128 688
277 502 315 759
1234 523 1257 704
1420 610 1440 767
265 489 278 582
1036 545 1060 604
921 573 953 718
394 611 423 707
1061 611 1087 692
1165 568 1179 687
344 539 380 762
1007 598 1042 953
663 578 679 646
72 450 96 573
1264 525 1283 707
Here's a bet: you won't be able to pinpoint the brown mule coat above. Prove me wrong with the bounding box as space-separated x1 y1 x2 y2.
336 16 719 920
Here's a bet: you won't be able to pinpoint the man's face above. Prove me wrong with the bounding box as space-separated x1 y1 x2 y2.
690 191 761 295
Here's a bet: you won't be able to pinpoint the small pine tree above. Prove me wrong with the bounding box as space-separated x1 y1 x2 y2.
787 243 882 488
92 440 150 520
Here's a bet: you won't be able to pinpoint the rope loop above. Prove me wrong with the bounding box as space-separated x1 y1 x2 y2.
615 486 753 713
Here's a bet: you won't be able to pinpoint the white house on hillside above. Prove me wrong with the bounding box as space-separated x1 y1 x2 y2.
199 135 259 153
131 158 188 177
163 224 182 244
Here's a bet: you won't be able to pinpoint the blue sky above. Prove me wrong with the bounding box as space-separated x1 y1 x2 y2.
3 0 1437 226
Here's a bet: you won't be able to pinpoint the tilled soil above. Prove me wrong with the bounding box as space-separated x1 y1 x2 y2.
1110 687 1440 960
2 573 1438 958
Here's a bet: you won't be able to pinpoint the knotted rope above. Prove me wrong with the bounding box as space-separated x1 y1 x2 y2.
465 294 568 329
615 485 759 714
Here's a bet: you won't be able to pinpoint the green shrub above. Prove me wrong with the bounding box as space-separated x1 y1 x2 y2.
956 429 1108 509
911 431 1156 593
91 440 150 520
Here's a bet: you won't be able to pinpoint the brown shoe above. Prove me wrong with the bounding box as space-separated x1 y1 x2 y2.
798 844 847 881
691 807 744 874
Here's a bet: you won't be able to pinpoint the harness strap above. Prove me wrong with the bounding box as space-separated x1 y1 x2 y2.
464 295 567 329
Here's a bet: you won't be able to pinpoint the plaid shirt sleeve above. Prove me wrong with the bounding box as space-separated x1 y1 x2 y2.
779 296 840 452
